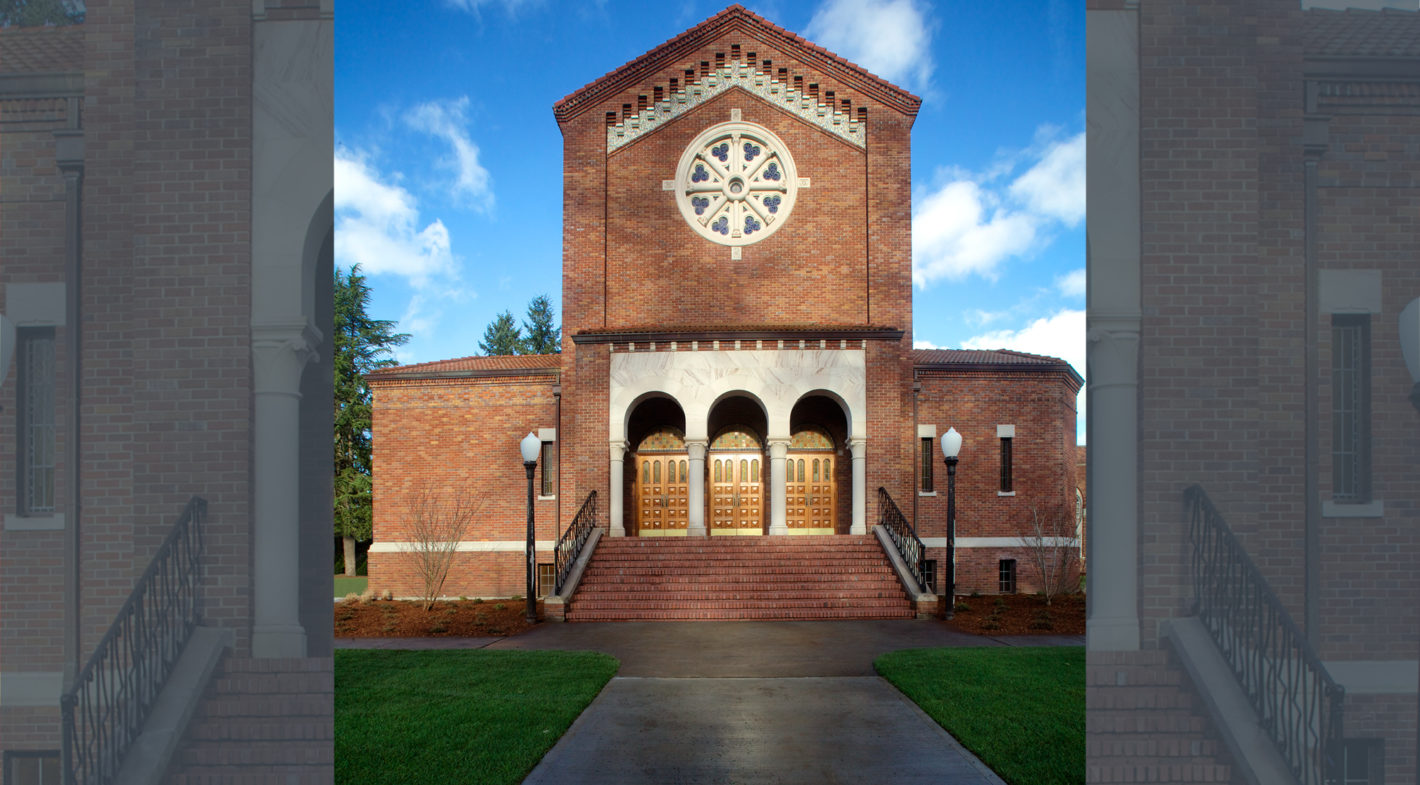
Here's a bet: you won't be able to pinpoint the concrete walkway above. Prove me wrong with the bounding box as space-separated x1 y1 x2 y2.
339 622 1082 783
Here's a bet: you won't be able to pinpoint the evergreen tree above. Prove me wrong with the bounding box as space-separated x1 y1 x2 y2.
478 310 522 356
520 294 561 355
334 265 409 575
0 0 83 27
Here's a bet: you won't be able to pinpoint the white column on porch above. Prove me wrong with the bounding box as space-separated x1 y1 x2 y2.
608 440 627 537
849 437 867 535
251 322 319 658
767 439 790 535
686 439 708 537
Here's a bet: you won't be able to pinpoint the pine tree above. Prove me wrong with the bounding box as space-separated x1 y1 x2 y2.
479 310 523 356
0 0 83 27
520 294 561 355
334 265 409 575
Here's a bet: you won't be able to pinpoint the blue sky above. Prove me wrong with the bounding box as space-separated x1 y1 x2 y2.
335 0 1086 441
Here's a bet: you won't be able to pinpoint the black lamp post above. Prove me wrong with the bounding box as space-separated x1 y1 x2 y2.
940 427 962 619
519 431 541 624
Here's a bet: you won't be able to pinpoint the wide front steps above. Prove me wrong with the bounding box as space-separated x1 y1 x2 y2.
164 655 333 784
565 534 915 622
1087 650 1236 784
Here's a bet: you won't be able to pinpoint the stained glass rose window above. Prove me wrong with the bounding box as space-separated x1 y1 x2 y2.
674 121 798 247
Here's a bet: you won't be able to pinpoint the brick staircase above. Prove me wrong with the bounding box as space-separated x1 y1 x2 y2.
164 655 333 784
565 534 915 621
1087 650 1237 784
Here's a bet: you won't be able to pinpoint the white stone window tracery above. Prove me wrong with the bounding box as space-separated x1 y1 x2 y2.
674 121 799 247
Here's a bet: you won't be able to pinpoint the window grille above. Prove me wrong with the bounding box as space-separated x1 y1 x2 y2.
999 559 1017 594
540 440 557 497
18 328 56 515
4 750 60 785
999 436 1013 493
1331 315 1370 503
919 437 933 492
537 563 556 598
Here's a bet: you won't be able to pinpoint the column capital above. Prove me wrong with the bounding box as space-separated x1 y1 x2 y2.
767 439 789 459
685 439 707 461
253 320 322 397
609 440 628 461
848 437 867 457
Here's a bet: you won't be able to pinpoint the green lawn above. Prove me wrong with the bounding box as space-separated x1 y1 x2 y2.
875 646 1084 785
335 650 618 785
333 575 367 597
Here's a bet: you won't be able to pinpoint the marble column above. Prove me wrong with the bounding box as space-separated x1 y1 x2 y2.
686 440 707 537
849 438 867 535
252 322 319 657
608 441 627 537
768 439 790 535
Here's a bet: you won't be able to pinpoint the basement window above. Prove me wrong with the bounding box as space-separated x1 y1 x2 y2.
1329 738 1383 785
4 751 59 785
537 563 556 598
998 559 1017 594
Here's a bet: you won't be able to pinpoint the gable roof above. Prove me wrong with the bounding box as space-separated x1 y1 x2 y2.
1304 7 1420 58
0 26 83 74
553 4 921 124
913 348 1084 387
367 353 561 381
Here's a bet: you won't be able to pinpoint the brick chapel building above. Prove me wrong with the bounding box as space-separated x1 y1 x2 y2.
367 6 1083 620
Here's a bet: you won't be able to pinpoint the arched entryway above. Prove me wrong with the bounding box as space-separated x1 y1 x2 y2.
785 426 836 534
708 425 764 535
634 426 691 536
624 395 688 537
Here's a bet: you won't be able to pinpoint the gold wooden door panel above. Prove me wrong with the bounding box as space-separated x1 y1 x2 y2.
786 454 835 535
636 454 690 536
709 453 763 535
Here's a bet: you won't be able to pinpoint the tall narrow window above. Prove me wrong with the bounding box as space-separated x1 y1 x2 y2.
17 328 56 516
998 559 1017 594
1332 315 1371 503
999 436 1013 493
540 440 556 497
4 750 60 785
919 437 934 492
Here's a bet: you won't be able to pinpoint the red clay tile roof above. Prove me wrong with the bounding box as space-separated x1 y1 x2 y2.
367 354 561 379
913 348 1083 386
574 324 894 336
1304 8 1420 58
553 4 921 124
0 26 82 73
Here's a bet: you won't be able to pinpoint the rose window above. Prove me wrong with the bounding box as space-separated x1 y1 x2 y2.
674 121 799 247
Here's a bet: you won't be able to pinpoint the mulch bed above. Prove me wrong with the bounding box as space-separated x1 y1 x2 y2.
335 597 542 638
335 592 1085 638
942 592 1085 636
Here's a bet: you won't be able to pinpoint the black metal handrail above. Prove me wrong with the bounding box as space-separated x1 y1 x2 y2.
1185 485 1344 785
554 491 598 594
877 487 926 593
61 496 206 785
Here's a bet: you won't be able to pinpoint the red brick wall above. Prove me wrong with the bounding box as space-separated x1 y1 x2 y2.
369 373 560 598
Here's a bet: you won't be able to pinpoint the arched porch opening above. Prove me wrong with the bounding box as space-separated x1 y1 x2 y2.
789 394 850 535
624 395 687 537
706 394 769 535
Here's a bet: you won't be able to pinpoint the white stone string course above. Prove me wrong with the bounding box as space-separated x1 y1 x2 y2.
607 59 866 153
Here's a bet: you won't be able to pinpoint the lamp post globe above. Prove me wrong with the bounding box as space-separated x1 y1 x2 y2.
940 428 961 618
520 432 539 623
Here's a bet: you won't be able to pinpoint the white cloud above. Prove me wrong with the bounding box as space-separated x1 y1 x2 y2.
913 339 941 350
334 148 458 289
403 97 494 211
912 129 1085 288
912 180 1038 283
443 0 541 17
1009 131 1085 227
1055 268 1086 298
803 0 934 91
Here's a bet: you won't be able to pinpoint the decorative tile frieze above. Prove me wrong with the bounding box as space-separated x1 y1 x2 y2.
608 59 865 153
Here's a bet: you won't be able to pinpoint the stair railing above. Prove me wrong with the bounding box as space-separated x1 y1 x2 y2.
877 487 927 593
1185 485 1344 785
554 491 598 594
61 496 207 785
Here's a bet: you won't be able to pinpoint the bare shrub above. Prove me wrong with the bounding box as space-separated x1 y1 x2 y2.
407 486 482 610
1015 504 1082 606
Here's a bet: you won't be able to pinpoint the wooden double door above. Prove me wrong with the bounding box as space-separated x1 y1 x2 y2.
635 454 690 536
785 453 836 534
708 452 763 535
